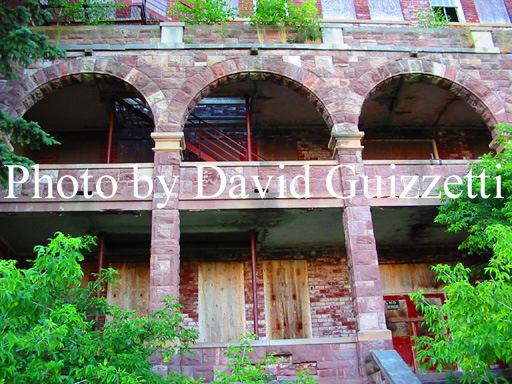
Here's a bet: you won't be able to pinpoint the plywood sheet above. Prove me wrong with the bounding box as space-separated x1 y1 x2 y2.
263 260 312 340
380 263 442 294
198 262 245 342
107 263 150 317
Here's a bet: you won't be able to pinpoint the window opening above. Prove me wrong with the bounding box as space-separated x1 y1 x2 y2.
430 0 466 22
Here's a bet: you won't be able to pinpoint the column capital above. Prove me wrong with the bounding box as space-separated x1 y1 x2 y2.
151 132 185 153
329 130 365 153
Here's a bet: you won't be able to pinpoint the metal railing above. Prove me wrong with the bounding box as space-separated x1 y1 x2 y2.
185 113 265 162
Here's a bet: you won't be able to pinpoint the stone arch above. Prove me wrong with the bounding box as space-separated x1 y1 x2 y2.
2 57 167 125
352 59 506 134
166 57 343 133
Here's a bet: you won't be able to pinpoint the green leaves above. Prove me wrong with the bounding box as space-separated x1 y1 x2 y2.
0 233 199 384
213 335 275 384
0 1 65 80
435 125 512 254
410 127 512 382
415 7 450 28
49 0 127 25
169 0 237 25
212 334 317 384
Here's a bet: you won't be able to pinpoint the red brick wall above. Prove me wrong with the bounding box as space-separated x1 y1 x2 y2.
179 248 356 339
354 0 371 20
505 0 512 18
308 252 356 337
461 0 480 22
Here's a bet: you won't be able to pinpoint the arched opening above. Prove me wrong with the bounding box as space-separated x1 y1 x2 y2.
359 75 493 161
182 74 331 162
24 74 155 164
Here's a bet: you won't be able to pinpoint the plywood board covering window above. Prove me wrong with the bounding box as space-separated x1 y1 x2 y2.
263 260 312 340
198 262 246 343
380 263 443 295
107 263 150 317
321 0 357 19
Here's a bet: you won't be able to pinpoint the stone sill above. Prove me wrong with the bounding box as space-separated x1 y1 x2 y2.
190 336 357 349
59 42 500 54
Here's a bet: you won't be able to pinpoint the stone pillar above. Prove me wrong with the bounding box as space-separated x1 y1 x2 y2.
149 132 184 312
330 129 392 377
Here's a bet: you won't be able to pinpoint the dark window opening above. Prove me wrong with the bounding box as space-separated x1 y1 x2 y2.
433 6 459 22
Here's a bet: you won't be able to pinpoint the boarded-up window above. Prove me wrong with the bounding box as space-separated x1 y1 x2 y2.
380 263 443 295
474 0 511 23
107 263 150 317
198 262 246 342
321 0 356 19
368 0 404 21
145 0 168 19
263 260 312 340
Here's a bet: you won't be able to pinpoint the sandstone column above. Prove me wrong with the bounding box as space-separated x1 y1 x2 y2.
331 129 392 376
149 132 184 311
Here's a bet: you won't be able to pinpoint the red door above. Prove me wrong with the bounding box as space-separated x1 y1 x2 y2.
384 293 445 372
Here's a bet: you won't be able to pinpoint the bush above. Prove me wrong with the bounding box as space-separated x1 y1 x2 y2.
415 7 450 28
0 232 198 384
213 334 317 384
169 0 237 25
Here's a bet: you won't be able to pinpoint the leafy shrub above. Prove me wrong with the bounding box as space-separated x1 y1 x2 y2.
48 0 126 25
169 0 237 25
249 0 320 43
415 7 450 28
213 334 317 384
0 232 199 384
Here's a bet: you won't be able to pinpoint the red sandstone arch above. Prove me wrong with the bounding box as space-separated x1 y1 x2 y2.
2 57 166 125
352 59 506 134
166 57 343 133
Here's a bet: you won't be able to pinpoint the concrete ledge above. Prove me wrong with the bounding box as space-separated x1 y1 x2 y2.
57 43 502 54
190 336 357 349
366 350 421 384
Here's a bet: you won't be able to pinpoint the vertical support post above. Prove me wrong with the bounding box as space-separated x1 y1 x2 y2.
150 132 184 313
250 231 259 336
97 234 105 297
95 234 105 324
106 109 115 164
246 96 252 161
330 129 392 377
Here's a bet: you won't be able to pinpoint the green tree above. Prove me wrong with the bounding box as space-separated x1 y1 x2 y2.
410 126 512 383
0 1 64 187
0 0 127 187
0 232 199 384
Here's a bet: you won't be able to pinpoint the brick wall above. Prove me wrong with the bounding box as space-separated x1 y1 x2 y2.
354 0 371 20
461 0 480 23
179 248 356 339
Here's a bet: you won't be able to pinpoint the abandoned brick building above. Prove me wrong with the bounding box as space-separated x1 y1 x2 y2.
1 0 512 382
